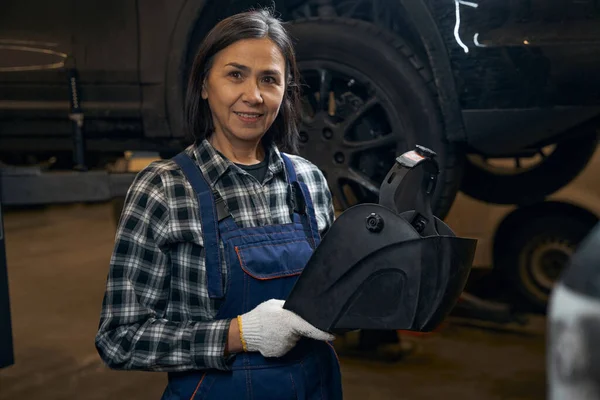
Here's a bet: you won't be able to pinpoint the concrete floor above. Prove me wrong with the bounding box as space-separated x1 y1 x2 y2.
0 203 547 399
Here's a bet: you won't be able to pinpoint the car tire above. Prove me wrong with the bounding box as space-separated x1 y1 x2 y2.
494 211 598 312
460 127 598 205
287 18 463 218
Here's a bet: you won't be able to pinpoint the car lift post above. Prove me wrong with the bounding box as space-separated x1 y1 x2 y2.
0 181 15 369
67 65 87 172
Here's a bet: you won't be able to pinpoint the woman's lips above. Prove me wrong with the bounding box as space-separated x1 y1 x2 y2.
234 111 264 123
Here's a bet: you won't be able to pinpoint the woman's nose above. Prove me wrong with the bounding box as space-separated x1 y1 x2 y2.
242 80 263 104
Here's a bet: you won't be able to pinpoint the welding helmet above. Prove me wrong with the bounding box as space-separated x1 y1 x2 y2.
284 146 477 334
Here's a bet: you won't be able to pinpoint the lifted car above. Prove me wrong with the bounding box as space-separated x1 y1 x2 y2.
1 0 599 214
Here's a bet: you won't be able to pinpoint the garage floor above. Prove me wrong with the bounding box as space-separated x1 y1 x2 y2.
0 203 547 400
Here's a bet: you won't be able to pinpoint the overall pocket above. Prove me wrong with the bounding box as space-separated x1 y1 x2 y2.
234 238 314 280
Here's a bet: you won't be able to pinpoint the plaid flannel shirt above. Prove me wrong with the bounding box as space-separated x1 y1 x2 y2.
95 139 334 372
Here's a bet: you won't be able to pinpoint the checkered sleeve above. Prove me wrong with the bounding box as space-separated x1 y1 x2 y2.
287 155 335 236
95 165 233 372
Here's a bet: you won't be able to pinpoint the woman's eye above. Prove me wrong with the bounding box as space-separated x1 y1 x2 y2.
229 71 242 79
262 76 277 84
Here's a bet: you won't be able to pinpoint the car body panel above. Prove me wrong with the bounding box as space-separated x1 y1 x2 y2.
1 0 599 154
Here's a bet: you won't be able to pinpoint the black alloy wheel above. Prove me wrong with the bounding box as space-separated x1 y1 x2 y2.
288 18 463 218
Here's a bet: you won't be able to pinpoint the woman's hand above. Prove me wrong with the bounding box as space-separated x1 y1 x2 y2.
237 299 335 358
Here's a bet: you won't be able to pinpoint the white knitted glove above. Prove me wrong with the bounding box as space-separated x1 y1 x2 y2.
238 299 335 358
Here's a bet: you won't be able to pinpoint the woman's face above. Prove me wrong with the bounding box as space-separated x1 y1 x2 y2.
202 37 286 145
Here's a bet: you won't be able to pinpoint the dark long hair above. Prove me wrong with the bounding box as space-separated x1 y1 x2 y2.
184 8 301 154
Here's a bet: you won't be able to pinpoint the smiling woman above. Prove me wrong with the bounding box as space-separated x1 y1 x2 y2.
185 10 302 160
95 8 342 400
199 38 287 164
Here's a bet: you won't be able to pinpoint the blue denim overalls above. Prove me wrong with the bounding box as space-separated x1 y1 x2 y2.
162 151 343 400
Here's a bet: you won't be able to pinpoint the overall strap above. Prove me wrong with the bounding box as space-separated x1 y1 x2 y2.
280 154 321 249
172 152 224 299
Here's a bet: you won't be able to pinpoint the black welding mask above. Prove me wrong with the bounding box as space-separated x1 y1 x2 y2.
284 146 477 334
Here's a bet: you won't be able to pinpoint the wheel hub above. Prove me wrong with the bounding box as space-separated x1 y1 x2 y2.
296 64 402 210
529 239 575 290
299 111 350 172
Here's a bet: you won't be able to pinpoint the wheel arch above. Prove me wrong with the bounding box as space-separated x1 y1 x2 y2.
165 0 210 139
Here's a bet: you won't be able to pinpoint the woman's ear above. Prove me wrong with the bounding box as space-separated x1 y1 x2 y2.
201 75 210 100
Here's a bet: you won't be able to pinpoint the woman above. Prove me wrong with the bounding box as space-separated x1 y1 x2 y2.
95 8 343 400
